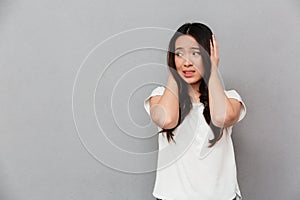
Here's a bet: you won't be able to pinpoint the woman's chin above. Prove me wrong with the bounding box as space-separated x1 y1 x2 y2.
182 77 201 85
178 73 202 84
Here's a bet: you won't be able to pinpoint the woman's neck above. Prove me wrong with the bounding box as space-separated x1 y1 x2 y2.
189 83 201 103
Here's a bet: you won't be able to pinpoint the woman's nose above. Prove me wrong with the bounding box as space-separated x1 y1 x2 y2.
183 57 193 66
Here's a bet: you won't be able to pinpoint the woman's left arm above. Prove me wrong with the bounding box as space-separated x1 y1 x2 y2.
208 35 243 128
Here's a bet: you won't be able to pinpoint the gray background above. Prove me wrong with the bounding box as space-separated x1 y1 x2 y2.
1 0 300 199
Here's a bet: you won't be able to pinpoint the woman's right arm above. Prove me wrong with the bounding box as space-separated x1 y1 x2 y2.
149 74 179 129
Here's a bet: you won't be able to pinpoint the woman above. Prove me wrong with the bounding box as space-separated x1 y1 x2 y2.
144 22 246 200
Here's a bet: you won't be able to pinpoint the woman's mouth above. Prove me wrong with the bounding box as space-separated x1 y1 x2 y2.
183 70 195 78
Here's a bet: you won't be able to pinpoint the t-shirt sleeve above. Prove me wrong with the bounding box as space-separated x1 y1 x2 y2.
144 86 165 116
224 89 247 123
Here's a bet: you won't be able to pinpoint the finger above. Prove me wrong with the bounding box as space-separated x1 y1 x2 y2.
210 40 214 56
212 35 219 58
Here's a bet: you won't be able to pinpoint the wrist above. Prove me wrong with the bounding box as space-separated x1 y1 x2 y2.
209 68 218 80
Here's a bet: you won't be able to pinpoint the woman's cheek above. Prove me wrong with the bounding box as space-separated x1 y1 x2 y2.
174 60 182 71
174 57 179 66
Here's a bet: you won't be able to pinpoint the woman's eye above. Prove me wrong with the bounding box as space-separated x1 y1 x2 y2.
175 52 183 57
193 52 201 55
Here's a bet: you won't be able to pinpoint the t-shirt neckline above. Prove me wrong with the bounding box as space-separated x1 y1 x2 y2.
192 102 204 107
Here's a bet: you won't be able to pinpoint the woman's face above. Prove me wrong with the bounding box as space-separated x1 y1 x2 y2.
174 35 204 86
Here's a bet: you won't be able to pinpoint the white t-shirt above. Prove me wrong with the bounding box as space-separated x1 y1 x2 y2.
144 86 247 200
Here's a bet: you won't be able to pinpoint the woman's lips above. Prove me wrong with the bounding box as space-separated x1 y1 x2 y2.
183 70 195 78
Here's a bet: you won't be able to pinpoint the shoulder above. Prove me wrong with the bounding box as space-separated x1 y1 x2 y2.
143 86 165 116
224 89 247 123
224 89 242 100
150 86 165 96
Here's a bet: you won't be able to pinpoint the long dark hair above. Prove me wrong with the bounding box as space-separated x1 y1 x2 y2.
158 22 224 147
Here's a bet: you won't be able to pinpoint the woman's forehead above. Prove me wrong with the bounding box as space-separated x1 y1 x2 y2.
175 35 199 49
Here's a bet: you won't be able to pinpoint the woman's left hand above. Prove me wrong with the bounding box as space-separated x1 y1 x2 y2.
210 34 220 70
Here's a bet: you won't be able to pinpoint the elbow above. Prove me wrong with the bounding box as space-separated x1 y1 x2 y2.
211 117 223 128
211 114 234 128
150 105 179 129
151 112 178 129
162 116 178 129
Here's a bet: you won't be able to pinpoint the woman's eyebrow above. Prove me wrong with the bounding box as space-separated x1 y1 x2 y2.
175 47 183 51
175 47 200 51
